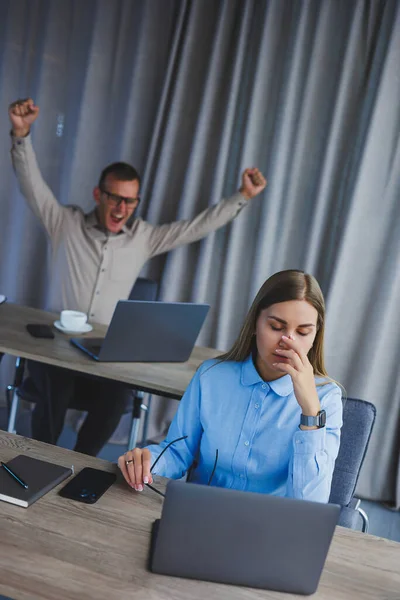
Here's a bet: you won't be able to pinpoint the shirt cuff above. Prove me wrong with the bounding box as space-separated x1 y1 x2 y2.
10 130 31 147
292 426 326 454
229 190 248 208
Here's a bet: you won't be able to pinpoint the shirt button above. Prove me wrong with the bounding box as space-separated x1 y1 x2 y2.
101 269 105 272
239 474 244 479
244 440 250 446
90 313 95 317
96 291 100 295
262 384 267 389
254 403 260 409
296 440 301 444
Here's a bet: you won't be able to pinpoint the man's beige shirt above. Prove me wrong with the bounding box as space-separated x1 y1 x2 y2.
11 136 248 324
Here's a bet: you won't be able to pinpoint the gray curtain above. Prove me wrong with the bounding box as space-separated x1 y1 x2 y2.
0 0 399 505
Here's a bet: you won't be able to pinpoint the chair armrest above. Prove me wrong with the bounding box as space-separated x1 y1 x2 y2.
338 498 369 533
347 497 361 510
338 505 363 530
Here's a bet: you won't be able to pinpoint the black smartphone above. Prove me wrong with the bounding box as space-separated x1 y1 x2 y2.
26 323 55 339
58 467 116 503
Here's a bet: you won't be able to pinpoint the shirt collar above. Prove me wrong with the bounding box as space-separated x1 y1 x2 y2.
85 210 99 229
268 373 294 397
241 354 294 397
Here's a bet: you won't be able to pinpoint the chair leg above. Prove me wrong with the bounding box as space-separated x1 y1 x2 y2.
7 388 20 434
6 356 26 434
6 384 13 418
141 394 152 443
14 356 26 387
128 391 145 450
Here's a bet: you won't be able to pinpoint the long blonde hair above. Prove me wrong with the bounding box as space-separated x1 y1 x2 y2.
218 270 328 377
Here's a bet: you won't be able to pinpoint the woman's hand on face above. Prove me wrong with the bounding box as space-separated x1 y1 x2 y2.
118 448 153 491
272 335 320 416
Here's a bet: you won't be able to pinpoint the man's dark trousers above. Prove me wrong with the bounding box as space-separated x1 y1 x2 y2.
28 360 129 456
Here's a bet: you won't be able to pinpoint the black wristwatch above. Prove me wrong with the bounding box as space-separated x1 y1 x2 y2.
300 410 326 428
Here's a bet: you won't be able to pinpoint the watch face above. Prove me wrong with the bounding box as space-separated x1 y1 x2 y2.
319 410 327 427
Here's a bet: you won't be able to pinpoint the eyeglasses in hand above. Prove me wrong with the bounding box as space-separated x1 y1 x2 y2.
146 436 219 498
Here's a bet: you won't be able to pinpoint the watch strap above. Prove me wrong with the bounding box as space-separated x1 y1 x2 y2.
300 410 326 428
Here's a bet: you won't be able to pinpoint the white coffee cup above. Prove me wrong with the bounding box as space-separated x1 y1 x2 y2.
60 310 87 331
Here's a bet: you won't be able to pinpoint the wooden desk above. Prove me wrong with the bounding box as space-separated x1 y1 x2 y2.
0 303 221 398
1 433 400 600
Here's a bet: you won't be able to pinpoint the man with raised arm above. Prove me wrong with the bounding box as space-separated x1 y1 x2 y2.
8 97 267 456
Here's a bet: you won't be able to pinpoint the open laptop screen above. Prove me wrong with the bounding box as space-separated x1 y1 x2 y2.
71 300 210 362
149 481 339 595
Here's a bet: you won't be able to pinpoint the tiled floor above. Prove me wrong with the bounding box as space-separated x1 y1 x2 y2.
1 407 400 543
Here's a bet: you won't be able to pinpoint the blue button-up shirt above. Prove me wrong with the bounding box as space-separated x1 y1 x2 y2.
147 355 343 503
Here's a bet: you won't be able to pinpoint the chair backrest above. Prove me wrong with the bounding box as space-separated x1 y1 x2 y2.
129 277 159 302
329 398 376 507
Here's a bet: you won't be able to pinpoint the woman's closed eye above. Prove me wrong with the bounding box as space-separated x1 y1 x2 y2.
270 325 284 332
270 324 310 336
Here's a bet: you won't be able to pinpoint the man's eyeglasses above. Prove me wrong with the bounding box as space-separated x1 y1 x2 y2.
146 435 219 498
100 188 140 208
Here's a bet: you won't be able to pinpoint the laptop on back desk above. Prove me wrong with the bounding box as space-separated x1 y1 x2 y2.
70 300 209 362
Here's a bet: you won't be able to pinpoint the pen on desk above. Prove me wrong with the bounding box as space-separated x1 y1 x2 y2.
1 461 29 489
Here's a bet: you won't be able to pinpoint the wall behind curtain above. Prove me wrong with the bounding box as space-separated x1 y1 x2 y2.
0 0 399 505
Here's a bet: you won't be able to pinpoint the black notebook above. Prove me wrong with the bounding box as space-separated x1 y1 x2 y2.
0 455 73 508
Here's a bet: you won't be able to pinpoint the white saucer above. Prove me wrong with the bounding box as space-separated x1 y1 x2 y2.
0 295 6 305
54 320 93 334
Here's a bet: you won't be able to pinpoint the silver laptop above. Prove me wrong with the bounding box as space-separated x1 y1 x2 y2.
70 300 209 362
149 481 340 595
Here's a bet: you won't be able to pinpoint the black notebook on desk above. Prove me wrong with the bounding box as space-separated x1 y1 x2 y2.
0 455 72 508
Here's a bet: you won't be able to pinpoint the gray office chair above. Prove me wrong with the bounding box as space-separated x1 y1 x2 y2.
6 277 159 450
329 398 377 532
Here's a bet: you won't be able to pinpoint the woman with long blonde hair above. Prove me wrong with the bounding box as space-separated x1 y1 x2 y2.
119 270 343 503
